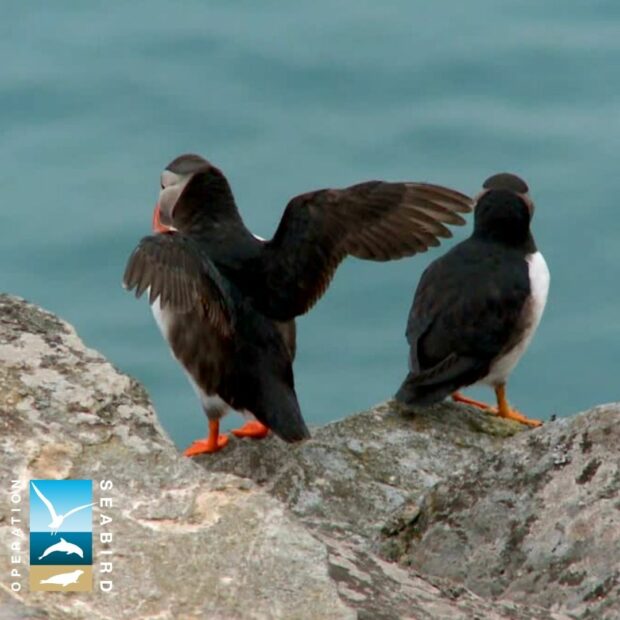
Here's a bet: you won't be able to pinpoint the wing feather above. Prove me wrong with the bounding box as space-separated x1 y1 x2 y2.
255 181 472 319
406 241 530 383
123 233 234 337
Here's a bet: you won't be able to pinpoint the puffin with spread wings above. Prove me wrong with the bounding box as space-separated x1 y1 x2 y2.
124 153 472 456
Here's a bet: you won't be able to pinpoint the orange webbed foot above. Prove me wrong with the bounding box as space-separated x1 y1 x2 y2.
231 421 270 439
453 388 542 428
490 406 543 428
183 434 229 456
491 384 543 428
183 419 229 456
452 391 494 411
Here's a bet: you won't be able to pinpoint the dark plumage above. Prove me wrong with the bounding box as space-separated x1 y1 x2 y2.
396 173 549 427
124 153 473 455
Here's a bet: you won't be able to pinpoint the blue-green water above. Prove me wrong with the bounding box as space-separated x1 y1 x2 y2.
2 3 619 449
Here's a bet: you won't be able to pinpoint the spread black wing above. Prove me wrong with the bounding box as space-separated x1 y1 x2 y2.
123 233 234 337
396 240 529 404
256 181 472 320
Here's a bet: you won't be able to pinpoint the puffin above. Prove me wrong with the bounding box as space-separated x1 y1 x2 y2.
124 153 473 456
395 173 549 427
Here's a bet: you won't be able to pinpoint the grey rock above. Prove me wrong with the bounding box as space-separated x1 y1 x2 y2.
389 403 620 620
203 399 525 545
203 390 619 619
0 293 605 619
0 295 350 620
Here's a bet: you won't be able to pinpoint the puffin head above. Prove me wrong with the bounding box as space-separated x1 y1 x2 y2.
152 153 234 234
473 172 535 245
481 172 533 214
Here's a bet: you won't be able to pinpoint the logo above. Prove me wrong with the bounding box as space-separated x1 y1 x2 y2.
29 480 93 592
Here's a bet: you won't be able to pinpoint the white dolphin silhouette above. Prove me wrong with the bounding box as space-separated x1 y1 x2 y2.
38 537 84 560
40 569 84 587
31 482 94 535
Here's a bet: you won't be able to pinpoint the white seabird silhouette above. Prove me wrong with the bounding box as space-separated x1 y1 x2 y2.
31 482 94 535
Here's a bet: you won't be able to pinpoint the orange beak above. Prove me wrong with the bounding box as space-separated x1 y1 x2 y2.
152 203 171 233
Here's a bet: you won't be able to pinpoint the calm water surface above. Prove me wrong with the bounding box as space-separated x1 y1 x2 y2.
2 2 619 448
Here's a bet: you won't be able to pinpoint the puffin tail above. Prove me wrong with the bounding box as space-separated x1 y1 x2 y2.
254 380 311 443
395 372 451 406
395 355 486 406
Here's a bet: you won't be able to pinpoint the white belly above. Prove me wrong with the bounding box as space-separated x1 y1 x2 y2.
483 251 550 386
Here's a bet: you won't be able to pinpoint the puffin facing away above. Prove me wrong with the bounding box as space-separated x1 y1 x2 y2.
124 154 472 455
395 173 549 427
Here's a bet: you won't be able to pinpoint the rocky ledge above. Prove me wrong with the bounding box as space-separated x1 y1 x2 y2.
0 294 618 619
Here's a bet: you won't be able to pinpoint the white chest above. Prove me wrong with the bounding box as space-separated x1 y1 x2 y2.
150 296 172 340
527 251 551 328
483 251 550 386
